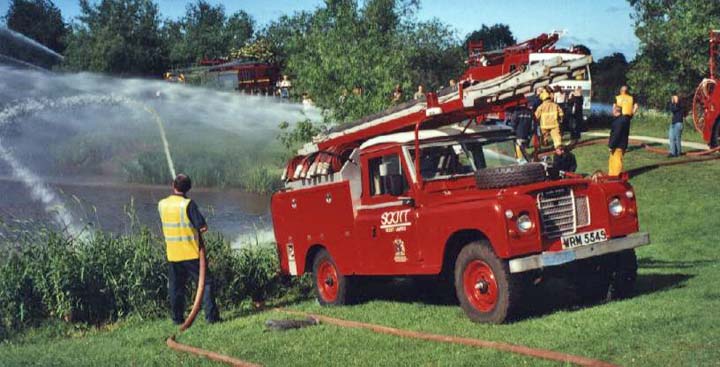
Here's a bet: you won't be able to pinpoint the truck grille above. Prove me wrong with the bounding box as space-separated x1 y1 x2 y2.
537 188 577 238
575 196 590 227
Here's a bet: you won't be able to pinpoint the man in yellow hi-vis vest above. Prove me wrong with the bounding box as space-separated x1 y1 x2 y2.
159 174 220 324
608 86 639 176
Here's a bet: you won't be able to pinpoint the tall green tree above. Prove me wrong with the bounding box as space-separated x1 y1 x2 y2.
405 19 464 90
165 1 254 66
464 23 516 52
260 11 313 67
628 0 720 107
591 52 629 103
4 0 67 53
63 0 166 75
264 0 463 123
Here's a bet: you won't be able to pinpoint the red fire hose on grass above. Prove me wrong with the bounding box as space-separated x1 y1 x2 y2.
163 245 619 366
165 246 261 367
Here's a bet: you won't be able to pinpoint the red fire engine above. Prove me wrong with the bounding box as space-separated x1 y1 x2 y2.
692 30 720 147
271 45 649 323
164 58 279 95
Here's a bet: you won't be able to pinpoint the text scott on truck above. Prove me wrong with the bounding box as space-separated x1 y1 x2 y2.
270 43 649 323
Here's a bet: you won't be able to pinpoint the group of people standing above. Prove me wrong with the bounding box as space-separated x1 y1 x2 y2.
507 85 584 173
532 85 586 148
391 80 458 105
512 83 685 177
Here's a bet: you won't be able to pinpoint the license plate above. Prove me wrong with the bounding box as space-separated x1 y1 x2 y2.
561 229 608 249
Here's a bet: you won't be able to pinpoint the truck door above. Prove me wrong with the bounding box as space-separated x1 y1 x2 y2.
354 149 417 274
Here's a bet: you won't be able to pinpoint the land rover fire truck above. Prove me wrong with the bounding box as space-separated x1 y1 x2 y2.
271 43 649 323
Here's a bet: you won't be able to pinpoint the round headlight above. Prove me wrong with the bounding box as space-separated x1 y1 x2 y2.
609 197 624 216
517 213 533 232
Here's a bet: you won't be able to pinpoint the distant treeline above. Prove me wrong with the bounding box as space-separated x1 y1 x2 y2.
5 0 720 113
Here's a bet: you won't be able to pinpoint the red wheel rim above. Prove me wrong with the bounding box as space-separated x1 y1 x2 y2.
316 259 339 302
693 79 716 134
463 260 498 313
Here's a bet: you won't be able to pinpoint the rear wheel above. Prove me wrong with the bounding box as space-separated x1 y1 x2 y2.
312 249 351 305
692 79 716 134
454 241 520 323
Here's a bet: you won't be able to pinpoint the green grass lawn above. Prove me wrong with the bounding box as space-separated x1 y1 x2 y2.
2 137 719 366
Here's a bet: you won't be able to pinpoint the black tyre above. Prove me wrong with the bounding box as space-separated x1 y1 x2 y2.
475 163 546 189
312 249 351 305
454 241 521 323
607 250 638 300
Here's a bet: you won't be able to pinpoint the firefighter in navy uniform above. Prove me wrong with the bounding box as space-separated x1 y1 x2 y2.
508 105 533 158
552 145 577 173
159 174 220 324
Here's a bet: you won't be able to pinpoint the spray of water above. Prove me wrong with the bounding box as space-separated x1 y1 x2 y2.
0 65 320 240
0 143 80 235
0 27 65 61
0 53 49 71
0 94 178 235
143 105 176 178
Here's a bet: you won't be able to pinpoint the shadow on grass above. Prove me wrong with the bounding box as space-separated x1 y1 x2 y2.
349 272 693 322
638 257 716 269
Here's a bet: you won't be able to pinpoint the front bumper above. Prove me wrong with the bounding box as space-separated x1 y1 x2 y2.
508 232 650 273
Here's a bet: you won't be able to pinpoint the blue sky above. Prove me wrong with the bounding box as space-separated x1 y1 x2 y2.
0 0 638 58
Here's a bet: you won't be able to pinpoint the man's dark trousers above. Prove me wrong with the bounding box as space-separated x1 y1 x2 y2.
168 259 219 324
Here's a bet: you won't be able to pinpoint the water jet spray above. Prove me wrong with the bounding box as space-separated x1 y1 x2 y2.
0 94 178 235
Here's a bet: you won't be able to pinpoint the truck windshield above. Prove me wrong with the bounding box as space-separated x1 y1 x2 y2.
410 138 523 180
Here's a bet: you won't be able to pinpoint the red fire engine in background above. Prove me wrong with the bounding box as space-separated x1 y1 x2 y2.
164 58 280 95
270 40 649 323
692 30 720 147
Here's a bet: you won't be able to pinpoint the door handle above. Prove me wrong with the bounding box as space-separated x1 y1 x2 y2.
371 226 377 238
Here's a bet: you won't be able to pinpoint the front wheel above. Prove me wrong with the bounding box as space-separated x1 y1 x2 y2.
454 241 520 323
312 249 351 305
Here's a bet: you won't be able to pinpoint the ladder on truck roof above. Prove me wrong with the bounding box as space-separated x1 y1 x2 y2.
299 55 591 156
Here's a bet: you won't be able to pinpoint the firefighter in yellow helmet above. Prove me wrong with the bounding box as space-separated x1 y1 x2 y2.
608 85 639 176
534 90 564 148
158 174 220 324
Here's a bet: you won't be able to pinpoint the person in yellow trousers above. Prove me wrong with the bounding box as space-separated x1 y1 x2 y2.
534 90 564 149
159 174 220 324
608 86 639 176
